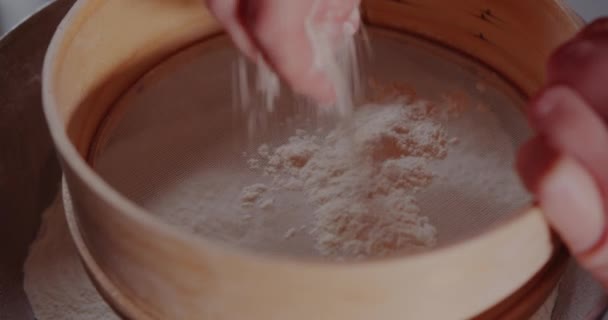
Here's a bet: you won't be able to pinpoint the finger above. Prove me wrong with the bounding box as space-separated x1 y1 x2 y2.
537 155 605 256
244 0 335 102
244 0 360 103
517 137 608 287
205 0 258 59
311 0 362 38
320 0 362 21
528 85 608 197
344 6 362 36
547 18 608 120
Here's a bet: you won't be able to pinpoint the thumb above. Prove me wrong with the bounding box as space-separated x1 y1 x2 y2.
537 155 608 287
518 137 608 286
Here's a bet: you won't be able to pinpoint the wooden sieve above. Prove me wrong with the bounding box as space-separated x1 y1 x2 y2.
42 0 582 319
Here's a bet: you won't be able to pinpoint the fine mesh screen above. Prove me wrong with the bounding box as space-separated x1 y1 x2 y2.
91 29 532 260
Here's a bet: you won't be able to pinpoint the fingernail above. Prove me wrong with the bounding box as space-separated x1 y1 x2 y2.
532 87 564 119
343 21 357 36
539 157 605 253
343 7 361 36
530 86 579 129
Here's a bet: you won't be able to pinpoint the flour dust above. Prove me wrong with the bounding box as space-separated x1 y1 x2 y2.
23 196 118 320
243 98 447 259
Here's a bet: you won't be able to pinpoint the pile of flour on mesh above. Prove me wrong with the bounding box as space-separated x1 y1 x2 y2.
243 94 449 259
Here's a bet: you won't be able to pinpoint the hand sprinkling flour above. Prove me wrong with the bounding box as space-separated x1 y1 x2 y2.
206 0 362 113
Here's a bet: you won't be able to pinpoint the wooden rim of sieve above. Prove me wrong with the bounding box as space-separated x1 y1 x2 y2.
42 0 582 319
65 176 569 320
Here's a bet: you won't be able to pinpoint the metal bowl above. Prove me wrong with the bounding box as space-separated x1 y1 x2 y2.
0 1 72 318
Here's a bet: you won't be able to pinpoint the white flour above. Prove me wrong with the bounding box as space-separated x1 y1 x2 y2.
305 2 364 116
239 183 270 207
234 1 366 132
23 196 118 320
243 98 448 259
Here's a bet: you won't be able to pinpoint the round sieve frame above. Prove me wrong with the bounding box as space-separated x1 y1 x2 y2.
42 0 582 319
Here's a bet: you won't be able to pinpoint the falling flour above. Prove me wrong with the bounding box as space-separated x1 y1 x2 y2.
234 2 367 135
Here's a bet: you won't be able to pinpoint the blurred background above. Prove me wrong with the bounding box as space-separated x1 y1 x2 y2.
569 0 608 21
1 0 608 36
1 0 51 35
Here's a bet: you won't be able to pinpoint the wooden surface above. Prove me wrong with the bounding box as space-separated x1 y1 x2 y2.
362 0 582 96
42 0 582 319
474 245 569 319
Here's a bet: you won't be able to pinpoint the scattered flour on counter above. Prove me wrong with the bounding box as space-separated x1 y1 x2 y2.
244 99 449 259
24 196 117 320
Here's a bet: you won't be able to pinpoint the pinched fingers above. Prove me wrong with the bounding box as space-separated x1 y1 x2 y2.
519 18 608 287
206 0 361 103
